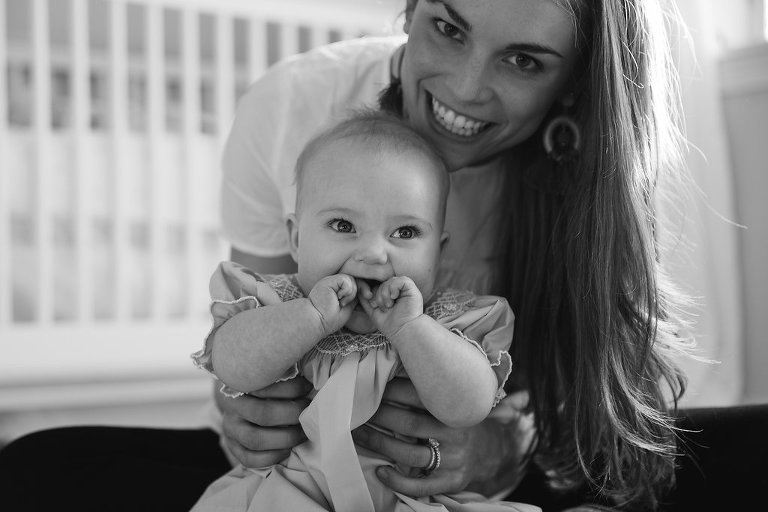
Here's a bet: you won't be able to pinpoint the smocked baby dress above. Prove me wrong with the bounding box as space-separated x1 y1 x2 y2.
191 262 540 512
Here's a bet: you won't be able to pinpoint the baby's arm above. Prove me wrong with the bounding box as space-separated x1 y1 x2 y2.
359 277 499 428
211 274 357 393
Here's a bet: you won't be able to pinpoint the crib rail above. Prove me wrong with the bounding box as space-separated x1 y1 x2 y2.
0 0 402 410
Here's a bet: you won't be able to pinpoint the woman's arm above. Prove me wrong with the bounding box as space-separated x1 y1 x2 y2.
360 276 499 428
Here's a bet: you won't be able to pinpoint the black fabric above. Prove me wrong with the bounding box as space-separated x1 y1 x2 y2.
506 404 768 511
661 404 768 511
0 426 230 512
1 405 767 511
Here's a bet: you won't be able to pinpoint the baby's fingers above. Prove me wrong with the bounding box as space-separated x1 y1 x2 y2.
356 278 374 301
335 275 358 307
377 277 409 308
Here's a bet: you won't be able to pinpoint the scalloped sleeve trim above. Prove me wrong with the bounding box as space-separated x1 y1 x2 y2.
449 327 513 407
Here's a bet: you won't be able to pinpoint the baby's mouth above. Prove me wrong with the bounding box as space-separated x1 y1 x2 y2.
353 278 382 310
360 278 382 295
430 94 491 137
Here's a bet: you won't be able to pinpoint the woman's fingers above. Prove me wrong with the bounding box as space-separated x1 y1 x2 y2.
220 401 307 467
222 392 309 427
374 465 462 498
215 377 311 468
504 389 531 410
352 422 467 498
248 376 312 400
366 404 439 441
352 425 430 469
222 411 306 452
225 441 291 469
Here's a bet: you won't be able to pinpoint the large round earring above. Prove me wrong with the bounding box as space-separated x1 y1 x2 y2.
543 115 581 163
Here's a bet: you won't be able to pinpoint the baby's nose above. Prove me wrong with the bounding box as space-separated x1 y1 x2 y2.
354 236 388 265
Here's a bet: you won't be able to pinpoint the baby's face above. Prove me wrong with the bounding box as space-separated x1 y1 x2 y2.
291 139 447 333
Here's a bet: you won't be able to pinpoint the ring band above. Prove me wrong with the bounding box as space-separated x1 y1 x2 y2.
424 438 441 475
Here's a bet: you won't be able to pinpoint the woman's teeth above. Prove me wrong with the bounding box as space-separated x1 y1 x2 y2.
431 97 489 137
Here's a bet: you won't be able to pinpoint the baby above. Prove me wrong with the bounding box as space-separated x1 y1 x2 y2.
191 110 537 512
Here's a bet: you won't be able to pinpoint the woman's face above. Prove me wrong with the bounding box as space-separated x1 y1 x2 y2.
401 0 579 170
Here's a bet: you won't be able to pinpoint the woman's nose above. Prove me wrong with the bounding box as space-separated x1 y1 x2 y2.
447 55 492 103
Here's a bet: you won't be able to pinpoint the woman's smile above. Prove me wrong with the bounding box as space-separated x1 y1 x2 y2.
430 93 491 137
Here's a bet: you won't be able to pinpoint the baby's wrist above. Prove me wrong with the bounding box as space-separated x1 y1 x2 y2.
303 297 334 338
386 313 430 347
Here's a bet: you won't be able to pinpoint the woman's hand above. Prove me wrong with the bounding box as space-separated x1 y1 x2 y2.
215 377 312 468
352 378 535 498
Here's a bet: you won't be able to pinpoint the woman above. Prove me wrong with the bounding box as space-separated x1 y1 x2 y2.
215 0 687 509
1 1 762 510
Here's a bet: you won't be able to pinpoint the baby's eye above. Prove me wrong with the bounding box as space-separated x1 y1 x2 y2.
434 19 462 41
329 219 355 233
391 226 420 239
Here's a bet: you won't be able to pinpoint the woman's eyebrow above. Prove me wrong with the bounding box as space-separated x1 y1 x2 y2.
426 0 471 32
505 43 564 59
427 2 564 59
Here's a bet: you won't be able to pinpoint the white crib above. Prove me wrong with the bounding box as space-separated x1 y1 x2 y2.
0 0 403 438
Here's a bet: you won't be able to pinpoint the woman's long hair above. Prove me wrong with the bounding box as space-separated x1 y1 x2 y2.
387 0 694 508
501 0 694 508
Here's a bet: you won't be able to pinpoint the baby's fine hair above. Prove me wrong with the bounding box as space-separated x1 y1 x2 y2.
294 108 449 212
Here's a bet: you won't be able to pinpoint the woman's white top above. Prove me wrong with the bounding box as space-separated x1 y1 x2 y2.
219 36 508 296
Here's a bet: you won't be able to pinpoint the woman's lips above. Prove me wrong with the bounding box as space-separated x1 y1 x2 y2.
430 95 491 137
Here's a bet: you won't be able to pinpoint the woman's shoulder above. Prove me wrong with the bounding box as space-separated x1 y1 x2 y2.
289 35 406 70
263 35 405 89
235 35 406 142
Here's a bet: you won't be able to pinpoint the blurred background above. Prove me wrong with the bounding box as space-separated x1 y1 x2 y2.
0 0 766 447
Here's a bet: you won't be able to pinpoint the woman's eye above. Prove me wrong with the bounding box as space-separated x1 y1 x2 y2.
329 219 354 233
507 53 540 72
435 19 462 41
392 227 418 239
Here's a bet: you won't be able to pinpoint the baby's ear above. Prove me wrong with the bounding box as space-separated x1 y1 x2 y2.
440 231 450 253
286 214 300 264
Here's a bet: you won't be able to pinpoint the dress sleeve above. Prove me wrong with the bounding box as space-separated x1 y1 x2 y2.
190 262 298 397
439 295 514 407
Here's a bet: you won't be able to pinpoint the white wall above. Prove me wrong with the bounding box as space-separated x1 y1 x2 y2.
719 44 768 404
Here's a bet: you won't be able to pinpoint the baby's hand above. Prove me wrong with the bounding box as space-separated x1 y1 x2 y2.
308 274 357 335
358 276 423 338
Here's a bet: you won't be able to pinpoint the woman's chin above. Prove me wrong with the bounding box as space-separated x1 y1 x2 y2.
344 309 377 334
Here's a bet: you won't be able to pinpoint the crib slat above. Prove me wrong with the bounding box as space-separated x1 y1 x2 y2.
337 28 360 43
71 0 93 324
307 25 328 52
247 18 267 84
32 0 54 324
146 4 166 320
215 14 234 145
109 0 129 322
0 0 10 326
182 8 201 316
280 21 299 63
